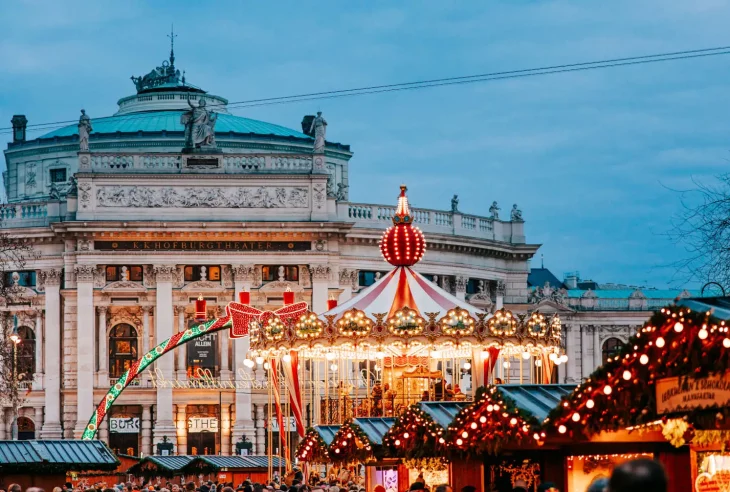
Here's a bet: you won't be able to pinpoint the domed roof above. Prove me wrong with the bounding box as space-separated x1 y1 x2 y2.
39 110 310 140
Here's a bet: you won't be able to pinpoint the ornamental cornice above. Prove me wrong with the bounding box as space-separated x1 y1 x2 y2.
101 281 148 293
75 172 323 181
153 265 177 283
232 264 256 283
310 264 331 281
74 265 96 282
181 280 227 293
39 268 63 286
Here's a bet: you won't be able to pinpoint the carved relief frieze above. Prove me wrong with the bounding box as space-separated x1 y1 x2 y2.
312 184 326 210
39 269 63 287
96 185 310 209
221 265 233 288
311 264 331 281
232 264 256 284
153 265 177 283
74 265 96 283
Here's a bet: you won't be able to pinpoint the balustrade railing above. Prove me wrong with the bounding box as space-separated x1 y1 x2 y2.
88 153 315 173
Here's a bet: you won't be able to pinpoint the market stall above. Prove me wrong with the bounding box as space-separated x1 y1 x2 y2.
296 426 340 484
0 440 119 491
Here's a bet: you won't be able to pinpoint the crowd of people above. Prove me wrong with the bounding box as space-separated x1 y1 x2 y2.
0 458 672 492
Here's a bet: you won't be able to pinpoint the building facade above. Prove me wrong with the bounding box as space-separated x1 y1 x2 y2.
1 49 538 456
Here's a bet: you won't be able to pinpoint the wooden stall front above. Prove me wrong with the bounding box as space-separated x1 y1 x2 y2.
128 455 286 486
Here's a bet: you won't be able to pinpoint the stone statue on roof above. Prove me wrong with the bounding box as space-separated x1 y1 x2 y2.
181 98 217 149
511 204 523 222
78 109 92 152
336 182 349 201
451 195 459 213
309 112 327 153
489 201 500 220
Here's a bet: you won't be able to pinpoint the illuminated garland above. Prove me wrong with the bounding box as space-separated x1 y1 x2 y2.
337 308 373 337
440 308 476 336
82 315 231 439
295 312 324 338
382 404 447 458
487 308 518 336
296 428 331 463
328 420 374 464
449 386 543 454
387 307 425 336
546 305 730 440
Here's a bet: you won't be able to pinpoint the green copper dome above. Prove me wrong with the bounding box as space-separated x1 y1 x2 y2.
39 111 311 140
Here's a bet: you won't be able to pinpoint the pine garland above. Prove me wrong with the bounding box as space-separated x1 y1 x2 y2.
296 428 331 463
383 404 445 458
328 420 374 464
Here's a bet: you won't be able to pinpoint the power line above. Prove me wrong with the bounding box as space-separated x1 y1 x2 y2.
2 45 730 136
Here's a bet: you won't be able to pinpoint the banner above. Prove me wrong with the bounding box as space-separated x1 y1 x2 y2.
187 332 218 375
656 373 730 414
188 417 219 433
109 417 139 434
282 351 306 437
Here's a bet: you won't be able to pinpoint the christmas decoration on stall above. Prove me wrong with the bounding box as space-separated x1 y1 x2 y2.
328 420 375 464
449 386 543 454
545 304 730 444
379 185 426 267
403 457 448 473
383 404 446 458
296 428 331 464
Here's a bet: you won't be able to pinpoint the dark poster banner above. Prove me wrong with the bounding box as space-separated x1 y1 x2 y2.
187 331 218 377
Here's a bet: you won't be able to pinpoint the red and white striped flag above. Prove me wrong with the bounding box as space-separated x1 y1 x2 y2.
282 351 306 438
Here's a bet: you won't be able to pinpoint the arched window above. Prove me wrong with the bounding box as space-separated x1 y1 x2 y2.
17 416 35 440
602 337 624 364
109 324 139 379
16 326 36 382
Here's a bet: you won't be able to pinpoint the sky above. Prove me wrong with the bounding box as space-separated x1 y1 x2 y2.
1 0 729 289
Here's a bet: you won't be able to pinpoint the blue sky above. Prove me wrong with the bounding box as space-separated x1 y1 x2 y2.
1 1 729 288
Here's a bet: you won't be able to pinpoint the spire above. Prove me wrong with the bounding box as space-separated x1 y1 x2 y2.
393 184 413 225
167 24 177 69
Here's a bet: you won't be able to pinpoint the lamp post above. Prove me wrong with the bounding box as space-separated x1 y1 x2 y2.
9 315 21 440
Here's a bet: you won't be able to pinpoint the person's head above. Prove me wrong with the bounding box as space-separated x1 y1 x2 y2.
409 483 425 492
435 486 452 492
186 483 196 492
223 488 234 492
8 485 21 492
512 480 528 492
609 459 667 492
460 487 474 492
26 488 45 492
172 486 180 492
536 483 558 492
54 488 64 492
105 488 116 492
587 477 608 492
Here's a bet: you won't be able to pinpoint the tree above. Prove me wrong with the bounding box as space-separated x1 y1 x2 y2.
669 174 730 291
0 230 37 438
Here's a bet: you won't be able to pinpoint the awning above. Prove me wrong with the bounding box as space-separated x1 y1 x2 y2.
0 440 119 473
496 384 576 421
676 296 730 320
352 418 396 445
418 401 468 428
314 425 341 446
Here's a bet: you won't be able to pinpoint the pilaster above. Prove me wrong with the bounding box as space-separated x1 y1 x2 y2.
255 404 266 455
310 264 330 314
97 306 109 387
454 276 468 301
231 265 255 454
39 268 63 439
153 265 177 446
176 404 188 455
141 404 152 456
74 264 96 438
33 311 44 390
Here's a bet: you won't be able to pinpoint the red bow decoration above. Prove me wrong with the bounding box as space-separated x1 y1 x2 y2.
227 301 309 338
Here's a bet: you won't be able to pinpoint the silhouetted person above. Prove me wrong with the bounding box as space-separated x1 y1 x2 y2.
609 459 667 492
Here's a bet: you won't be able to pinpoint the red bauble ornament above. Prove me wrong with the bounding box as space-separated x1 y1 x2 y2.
379 185 426 267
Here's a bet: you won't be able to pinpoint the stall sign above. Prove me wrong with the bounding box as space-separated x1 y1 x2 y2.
110 417 140 433
656 373 730 414
189 417 219 433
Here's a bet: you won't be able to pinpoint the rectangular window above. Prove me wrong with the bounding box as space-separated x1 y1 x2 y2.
49 168 67 183
466 278 479 295
129 266 143 282
285 266 299 282
4 271 36 287
184 266 195 282
358 271 383 287
207 266 221 281
106 266 119 282
261 266 274 282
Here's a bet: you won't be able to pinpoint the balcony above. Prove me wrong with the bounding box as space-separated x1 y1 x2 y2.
340 202 525 244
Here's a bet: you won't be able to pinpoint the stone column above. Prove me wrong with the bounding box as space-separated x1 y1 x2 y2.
231 265 256 453
580 326 593 379
176 306 187 379
593 326 602 370
221 403 231 456
565 323 578 383
153 265 177 446
454 276 468 301
495 280 506 310
40 268 63 439
141 404 152 456
0 407 6 439
176 404 188 455
255 404 266 455
75 264 96 438
142 306 151 355
33 311 44 390
220 322 231 380
338 269 353 303
34 406 44 438
310 264 330 314
98 414 109 444
97 306 109 387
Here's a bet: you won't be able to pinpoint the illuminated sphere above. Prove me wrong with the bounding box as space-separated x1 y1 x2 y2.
379 185 426 267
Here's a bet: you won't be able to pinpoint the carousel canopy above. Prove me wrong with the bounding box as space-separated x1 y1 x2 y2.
323 266 482 320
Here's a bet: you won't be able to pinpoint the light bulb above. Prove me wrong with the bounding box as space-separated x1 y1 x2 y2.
572 412 580 422
509 418 518 425
656 337 666 348
375 351 385 359
255 356 264 365
622 370 632 381
639 354 649 365
470 422 477 429
456 438 463 446
674 322 683 333
481 350 490 359
243 359 255 368
699 328 708 340
586 399 595 409
479 416 487 423
522 351 531 360
461 431 468 439
535 359 542 367
282 354 292 363
263 362 270 370
724 338 730 348
549 353 557 362
330 363 338 371
560 354 568 363
603 385 612 395
403 432 409 439
325 352 336 361
463 362 471 370
503 361 511 369
394 440 401 446
430 350 441 359
558 425 567 434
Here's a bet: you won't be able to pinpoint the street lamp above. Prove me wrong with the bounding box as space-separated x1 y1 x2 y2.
9 315 21 440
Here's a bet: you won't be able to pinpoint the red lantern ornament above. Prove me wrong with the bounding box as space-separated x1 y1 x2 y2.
238 291 250 305
195 294 207 322
328 294 338 311
379 185 426 267
283 286 295 305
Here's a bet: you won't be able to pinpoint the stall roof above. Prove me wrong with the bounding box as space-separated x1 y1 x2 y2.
677 296 730 320
130 455 195 472
353 418 396 445
0 440 119 472
418 402 468 428
238 456 286 468
496 384 576 421
314 425 341 446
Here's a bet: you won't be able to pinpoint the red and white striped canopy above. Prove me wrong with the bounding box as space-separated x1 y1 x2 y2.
323 266 483 319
